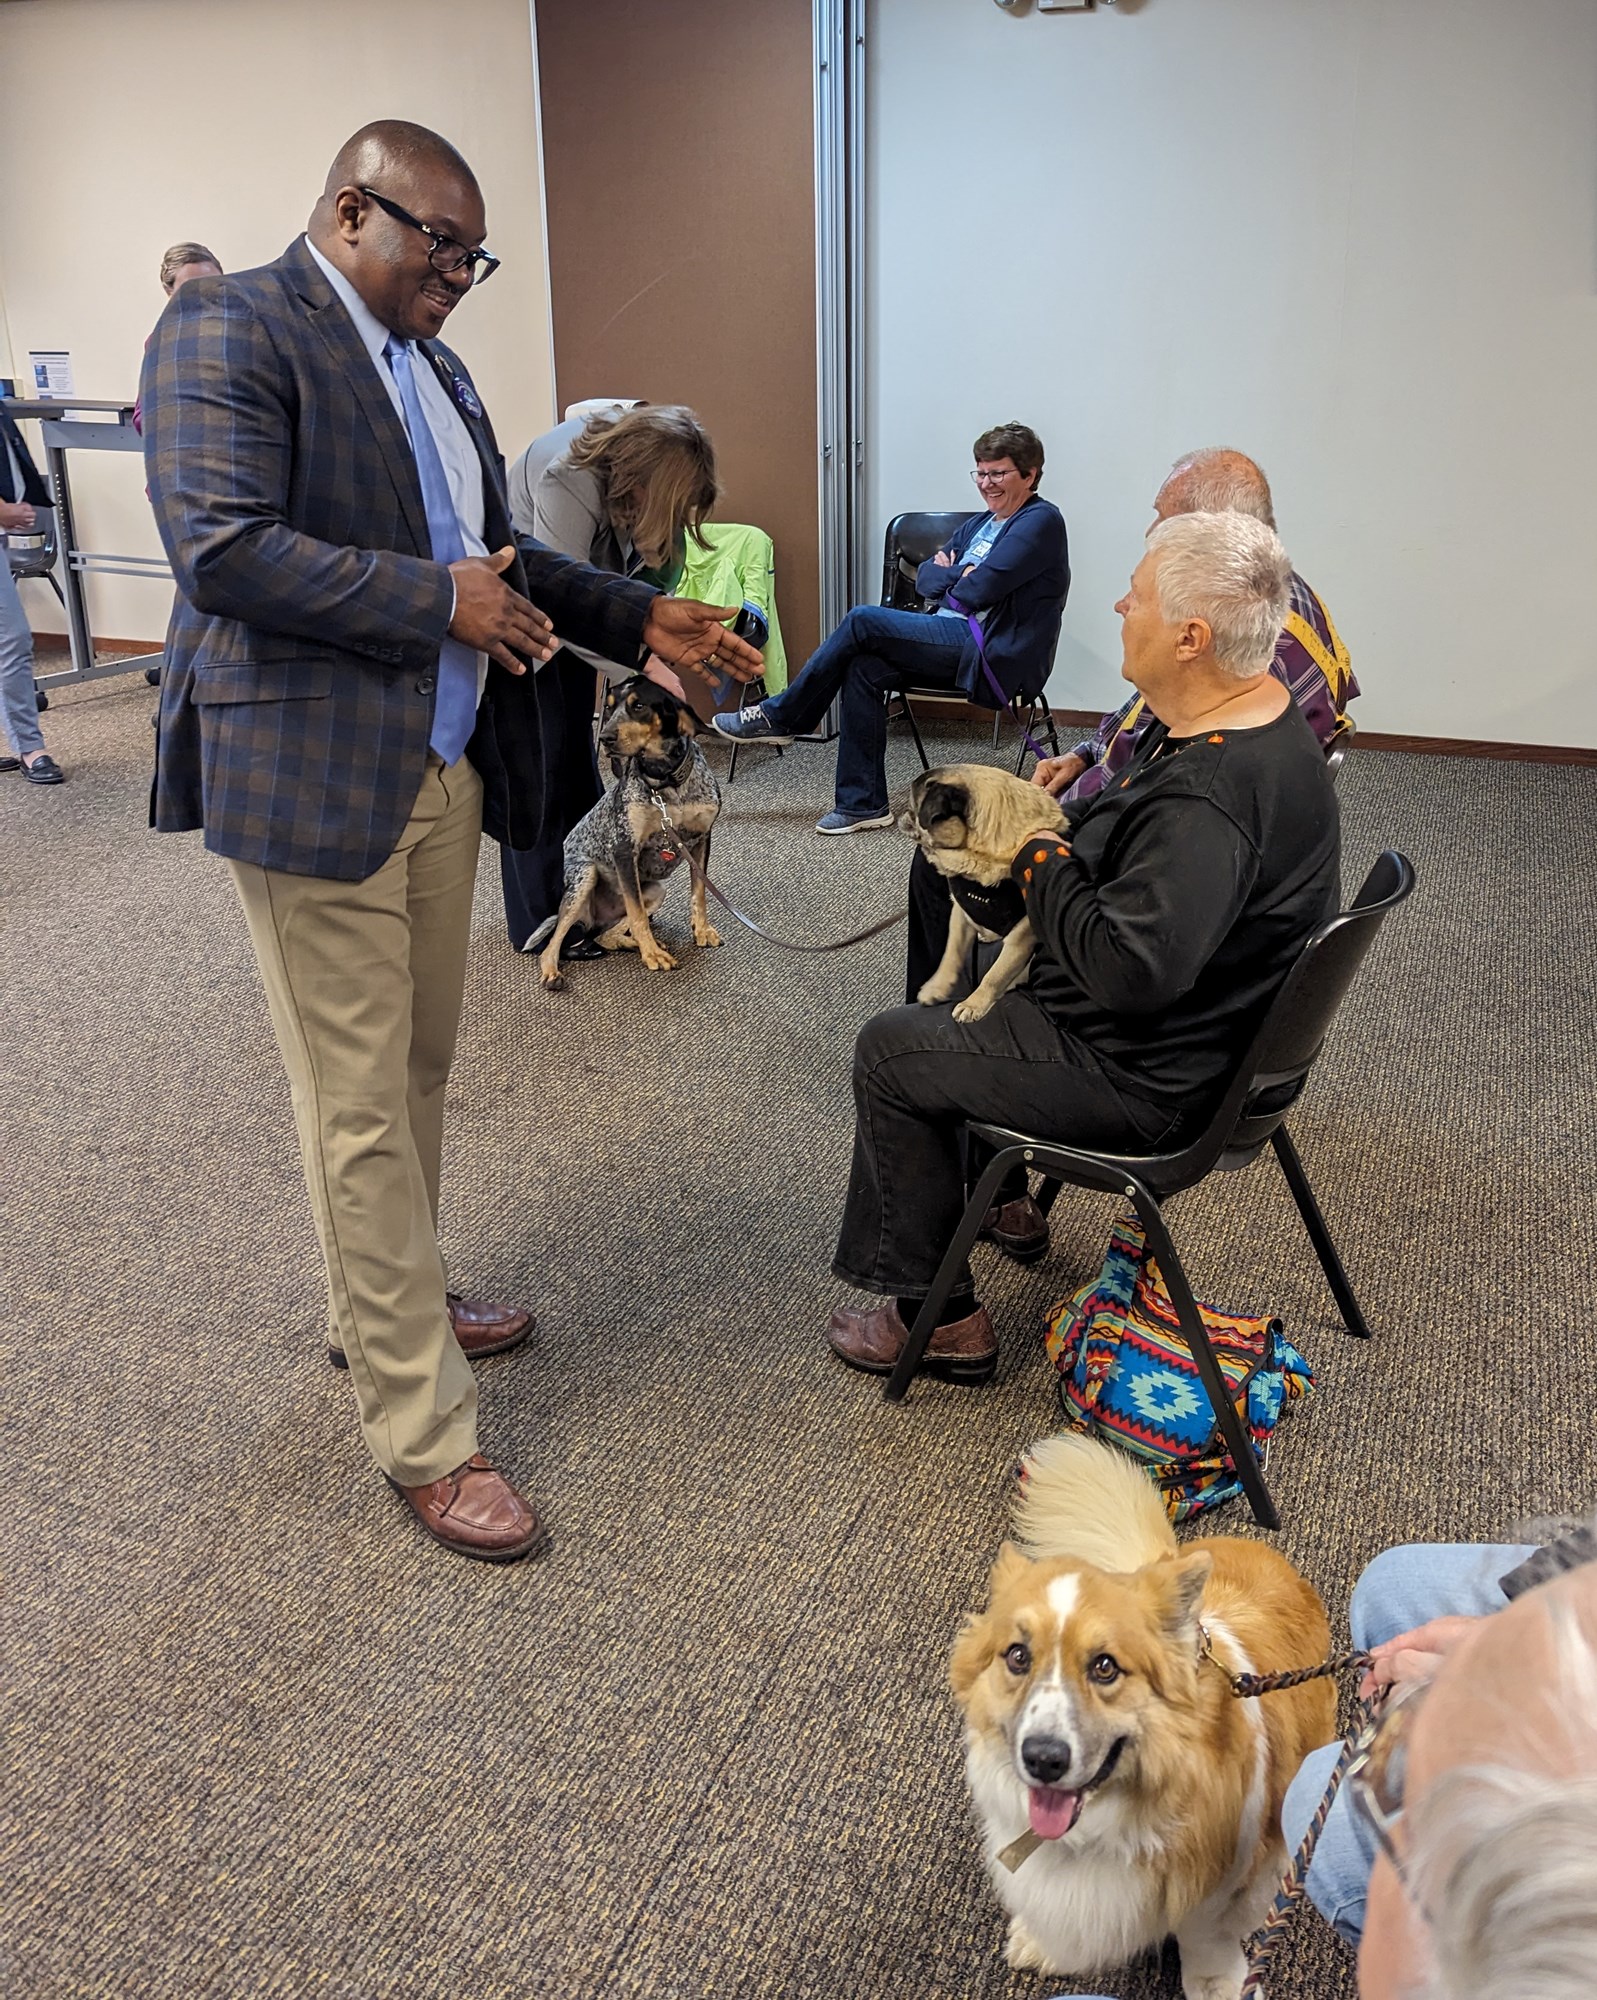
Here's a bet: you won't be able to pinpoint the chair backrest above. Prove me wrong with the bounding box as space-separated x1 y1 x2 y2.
6 505 59 582
1206 849 1416 1171
880 510 978 611
1323 716 1356 784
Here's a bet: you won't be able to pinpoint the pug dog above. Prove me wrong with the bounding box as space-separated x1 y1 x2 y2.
902 764 1067 1024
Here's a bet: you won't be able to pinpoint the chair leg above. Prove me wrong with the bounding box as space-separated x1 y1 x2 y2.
897 692 930 771
1270 1127 1372 1339
1035 1177 1062 1218
1126 1183 1280 1530
883 1147 1022 1403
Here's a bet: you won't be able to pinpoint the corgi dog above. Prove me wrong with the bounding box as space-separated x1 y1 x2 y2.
950 1436 1333 2000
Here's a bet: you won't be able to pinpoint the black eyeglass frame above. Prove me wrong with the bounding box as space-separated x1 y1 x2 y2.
357 186 501 287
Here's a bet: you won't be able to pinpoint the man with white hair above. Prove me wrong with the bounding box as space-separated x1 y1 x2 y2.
825 512 1340 1380
1033 445 1357 805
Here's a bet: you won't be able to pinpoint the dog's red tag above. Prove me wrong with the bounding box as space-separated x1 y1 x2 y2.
660 848 678 863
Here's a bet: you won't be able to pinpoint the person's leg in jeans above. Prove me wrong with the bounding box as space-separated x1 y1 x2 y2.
1282 1540 1536 1946
760 605 967 814
832 991 1171 1309
832 629 963 815
0 560 47 769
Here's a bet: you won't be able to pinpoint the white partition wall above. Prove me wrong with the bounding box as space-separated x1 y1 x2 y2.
863 0 1597 747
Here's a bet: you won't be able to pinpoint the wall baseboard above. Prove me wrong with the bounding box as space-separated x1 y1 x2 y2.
907 698 1597 768
35 636 163 661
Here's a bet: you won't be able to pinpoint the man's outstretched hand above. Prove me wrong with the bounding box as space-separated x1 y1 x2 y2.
449 547 558 674
643 599 764 685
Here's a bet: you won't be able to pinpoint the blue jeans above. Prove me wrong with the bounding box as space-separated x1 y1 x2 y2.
760 605 968 815
1281 1540 1535 1945
0 558 45 760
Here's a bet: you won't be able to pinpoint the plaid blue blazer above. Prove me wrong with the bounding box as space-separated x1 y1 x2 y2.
142 237 655 880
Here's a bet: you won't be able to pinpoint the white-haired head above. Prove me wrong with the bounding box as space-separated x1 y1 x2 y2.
1156 447 1276 529
1143 511 1292 680
1403 1586 1597 2000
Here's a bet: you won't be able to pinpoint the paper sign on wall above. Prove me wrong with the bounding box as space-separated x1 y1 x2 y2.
28 350 74 399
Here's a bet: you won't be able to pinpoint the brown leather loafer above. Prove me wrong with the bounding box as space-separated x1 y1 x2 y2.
329 1292 536 1370
388 1453 548 1562
826 1299 997 1384
978 1193 1051 1265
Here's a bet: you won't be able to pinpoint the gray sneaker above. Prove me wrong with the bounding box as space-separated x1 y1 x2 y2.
710 704 794 746
815 807 894 835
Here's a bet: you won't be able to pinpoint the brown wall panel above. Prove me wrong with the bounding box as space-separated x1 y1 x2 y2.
535 0 820 662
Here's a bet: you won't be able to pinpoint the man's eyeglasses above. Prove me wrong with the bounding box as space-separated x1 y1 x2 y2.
359 187 501 288
971 468 1017 487
1347 1680 1431 1911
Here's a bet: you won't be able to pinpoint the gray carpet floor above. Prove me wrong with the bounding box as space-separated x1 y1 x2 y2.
4 678 1595 2000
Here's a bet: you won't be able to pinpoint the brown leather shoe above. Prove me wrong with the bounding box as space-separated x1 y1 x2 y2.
388 1454 548 1562
979 1193 1051 1264
826 1299 997 1384
329 1292 536 1370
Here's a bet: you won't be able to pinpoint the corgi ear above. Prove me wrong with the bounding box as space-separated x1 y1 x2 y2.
1147 1550 1212 1646
950 1543 1032 1701
950 1607 998 1701
990 1540 1032 1595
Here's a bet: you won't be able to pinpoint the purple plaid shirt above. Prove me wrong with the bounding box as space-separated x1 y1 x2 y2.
1065 570 1357 806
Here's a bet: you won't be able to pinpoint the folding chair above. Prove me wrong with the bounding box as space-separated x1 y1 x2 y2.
882 850 1418 1531
6 505 66 608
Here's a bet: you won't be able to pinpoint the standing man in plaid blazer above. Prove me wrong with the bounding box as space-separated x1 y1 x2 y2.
141 121 759 1562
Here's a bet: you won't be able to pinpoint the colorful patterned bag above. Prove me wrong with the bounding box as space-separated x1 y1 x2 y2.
1042 1213 1314 1522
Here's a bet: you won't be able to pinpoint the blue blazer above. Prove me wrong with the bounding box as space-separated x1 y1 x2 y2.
914 494 1069 705
141 237 656 881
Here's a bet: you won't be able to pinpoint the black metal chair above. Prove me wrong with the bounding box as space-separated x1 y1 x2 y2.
5 504 66 609
883 849 1418 1531
880 511 1061 776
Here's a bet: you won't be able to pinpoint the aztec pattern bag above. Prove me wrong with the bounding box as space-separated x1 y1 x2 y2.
1042 1213 1314 1522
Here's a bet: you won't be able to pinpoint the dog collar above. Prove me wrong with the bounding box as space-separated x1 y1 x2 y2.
637 741 691 788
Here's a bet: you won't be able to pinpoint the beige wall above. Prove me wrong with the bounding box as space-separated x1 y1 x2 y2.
0 0 553 645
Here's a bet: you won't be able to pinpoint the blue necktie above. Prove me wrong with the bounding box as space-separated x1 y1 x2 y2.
384 335 479 766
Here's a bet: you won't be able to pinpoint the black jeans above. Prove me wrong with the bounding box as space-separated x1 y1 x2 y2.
832 993 1178 1298
904 846 957 1002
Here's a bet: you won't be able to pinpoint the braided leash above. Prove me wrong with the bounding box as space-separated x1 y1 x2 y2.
1211 1644 1375 2000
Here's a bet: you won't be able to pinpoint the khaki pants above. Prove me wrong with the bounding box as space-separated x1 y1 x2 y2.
229 754 484 1484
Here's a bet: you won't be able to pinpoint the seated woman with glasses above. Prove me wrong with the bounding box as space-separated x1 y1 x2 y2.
712 422 1069 835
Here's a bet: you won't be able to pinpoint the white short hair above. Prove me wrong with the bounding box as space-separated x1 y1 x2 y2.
1144 511 1292 680
1410 1590 1597 2000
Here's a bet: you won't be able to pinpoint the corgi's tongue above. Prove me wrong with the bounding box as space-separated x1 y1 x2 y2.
1027 1786 1083 1840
